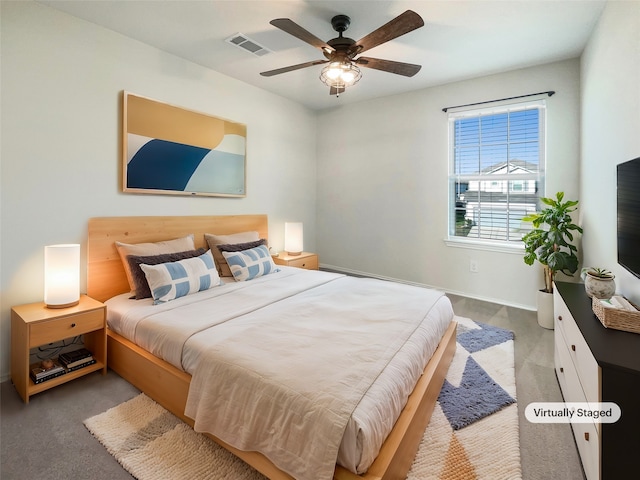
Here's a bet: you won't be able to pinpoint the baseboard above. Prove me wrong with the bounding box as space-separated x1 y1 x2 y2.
319 263 536 312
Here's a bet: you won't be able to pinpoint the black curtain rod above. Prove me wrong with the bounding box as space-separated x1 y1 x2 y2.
442 90 555 112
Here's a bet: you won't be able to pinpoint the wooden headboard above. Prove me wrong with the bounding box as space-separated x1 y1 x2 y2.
87 215 268 302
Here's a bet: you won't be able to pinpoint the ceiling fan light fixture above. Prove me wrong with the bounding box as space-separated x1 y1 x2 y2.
324 62 343 80
319 62 362 89
341 70 356 83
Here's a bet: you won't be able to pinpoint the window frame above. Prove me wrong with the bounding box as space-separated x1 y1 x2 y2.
445 100 546 252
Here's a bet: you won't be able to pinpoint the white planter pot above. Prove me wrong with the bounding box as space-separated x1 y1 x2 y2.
537 289 554 329
584 273 616 299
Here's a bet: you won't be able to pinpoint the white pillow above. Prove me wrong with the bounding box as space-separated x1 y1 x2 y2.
140 250 221 304
221 245 279 282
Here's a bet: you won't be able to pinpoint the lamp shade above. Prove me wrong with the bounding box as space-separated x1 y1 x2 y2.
284 222 303 256
44 244 80 308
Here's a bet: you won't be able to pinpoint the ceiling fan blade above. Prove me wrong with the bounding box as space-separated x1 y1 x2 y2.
270 18 335 54
260 59 328 77
355 57 422 77
352 10 424 55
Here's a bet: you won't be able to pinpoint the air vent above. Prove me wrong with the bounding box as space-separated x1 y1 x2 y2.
225 33 271 57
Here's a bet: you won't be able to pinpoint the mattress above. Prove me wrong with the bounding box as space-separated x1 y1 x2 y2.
106 267 453 478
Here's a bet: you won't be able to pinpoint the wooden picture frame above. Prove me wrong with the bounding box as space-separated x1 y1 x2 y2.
122 92 246 197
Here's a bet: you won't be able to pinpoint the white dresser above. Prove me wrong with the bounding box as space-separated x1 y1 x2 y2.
553 282 640 480
554 287 601 480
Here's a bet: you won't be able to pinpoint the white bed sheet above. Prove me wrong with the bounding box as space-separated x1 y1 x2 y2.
106 267 454 475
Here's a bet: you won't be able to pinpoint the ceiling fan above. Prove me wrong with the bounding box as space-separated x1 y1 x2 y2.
260 10 424 96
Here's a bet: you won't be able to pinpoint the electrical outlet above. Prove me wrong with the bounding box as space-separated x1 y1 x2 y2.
470 259 479 273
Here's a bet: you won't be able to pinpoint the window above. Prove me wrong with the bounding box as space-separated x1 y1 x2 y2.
448 101 545 247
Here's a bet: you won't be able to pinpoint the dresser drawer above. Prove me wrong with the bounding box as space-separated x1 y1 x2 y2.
555 340 587 404
572 417 600 480
30 309 104 346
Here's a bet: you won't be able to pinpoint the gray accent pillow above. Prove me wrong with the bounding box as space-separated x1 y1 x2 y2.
216 239 267 253
205 231 260 276
126 248 207 299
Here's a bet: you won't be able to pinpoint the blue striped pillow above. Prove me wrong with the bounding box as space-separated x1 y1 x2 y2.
140 250 221 304
221 244 279 281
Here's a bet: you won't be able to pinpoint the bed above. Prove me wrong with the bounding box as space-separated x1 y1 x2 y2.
87 215 456 480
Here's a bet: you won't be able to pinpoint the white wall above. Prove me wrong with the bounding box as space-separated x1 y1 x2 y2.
580 0 640 304
317 60 581 310
0 1 318 379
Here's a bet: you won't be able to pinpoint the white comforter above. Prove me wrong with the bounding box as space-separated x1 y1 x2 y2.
106 268 452 479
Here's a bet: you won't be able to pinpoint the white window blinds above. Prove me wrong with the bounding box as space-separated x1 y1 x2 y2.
448 101 545 244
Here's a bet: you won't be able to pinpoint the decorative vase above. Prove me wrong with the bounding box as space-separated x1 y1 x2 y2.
584 272 616 299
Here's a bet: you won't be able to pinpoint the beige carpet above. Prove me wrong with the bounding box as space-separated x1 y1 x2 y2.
84 317 521 480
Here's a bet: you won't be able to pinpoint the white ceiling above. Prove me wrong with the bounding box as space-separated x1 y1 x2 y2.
38 0 607 110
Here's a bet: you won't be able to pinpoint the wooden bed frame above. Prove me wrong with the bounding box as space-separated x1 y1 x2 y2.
87 215 457 480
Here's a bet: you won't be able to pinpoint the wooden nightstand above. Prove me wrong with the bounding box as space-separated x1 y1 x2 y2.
11 295 107 403
272 252 319 270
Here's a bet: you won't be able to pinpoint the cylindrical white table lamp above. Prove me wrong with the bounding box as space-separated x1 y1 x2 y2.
44 244 80 308
284 222 303 256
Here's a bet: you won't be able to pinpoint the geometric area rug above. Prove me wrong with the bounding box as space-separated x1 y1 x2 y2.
407 317 521 479
84 316 521 480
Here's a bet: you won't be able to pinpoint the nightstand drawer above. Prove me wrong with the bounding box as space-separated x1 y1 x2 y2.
30 309 104 346
287 256 318 270
273 252 319 270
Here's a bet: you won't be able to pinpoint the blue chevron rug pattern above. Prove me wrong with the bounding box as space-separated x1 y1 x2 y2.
438 321 516 430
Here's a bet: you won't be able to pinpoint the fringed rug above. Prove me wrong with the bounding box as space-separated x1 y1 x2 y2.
84 317 521 480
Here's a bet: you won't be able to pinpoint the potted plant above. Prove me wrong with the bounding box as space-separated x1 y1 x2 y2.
522 192 583 328
581 267 616 299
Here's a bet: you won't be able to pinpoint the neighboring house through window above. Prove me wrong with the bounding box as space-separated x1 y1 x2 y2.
447 100 545 249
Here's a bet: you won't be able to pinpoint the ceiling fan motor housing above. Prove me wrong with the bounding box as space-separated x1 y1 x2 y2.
331 15 351 33
325 15 358 60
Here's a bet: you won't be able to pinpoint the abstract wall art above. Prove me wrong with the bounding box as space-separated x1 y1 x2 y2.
122 92 246 197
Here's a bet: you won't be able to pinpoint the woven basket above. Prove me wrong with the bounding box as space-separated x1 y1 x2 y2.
592 297 640 334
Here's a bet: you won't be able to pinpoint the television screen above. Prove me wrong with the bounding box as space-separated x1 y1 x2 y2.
617 156 640 278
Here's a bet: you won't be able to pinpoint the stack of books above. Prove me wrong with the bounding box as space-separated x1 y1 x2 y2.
58 348 96 372
30 360 66 384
